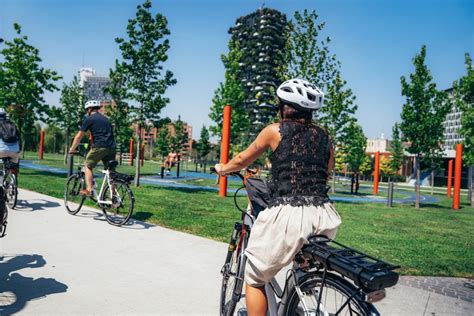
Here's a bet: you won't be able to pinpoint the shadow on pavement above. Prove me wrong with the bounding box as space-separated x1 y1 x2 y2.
14 199 61 212
0 254 68 315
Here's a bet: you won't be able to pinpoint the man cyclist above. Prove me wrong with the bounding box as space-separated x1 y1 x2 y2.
0 108 20 165
69 100 116 196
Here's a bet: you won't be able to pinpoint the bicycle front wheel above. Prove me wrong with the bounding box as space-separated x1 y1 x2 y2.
220 229 247 316
281 271 373 316
100 179 134 226
4 172 17 209
64 174 86 215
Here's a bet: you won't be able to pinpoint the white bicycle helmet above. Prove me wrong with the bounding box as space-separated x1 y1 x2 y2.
276 78 324 111
85 100 100 109
0 108 7 117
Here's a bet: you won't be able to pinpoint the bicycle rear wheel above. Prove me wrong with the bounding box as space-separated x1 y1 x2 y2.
0 193 7 238
64 174 86 215
4 172 17 209
100 179 134 226
281 271 373 316
220 229 247 316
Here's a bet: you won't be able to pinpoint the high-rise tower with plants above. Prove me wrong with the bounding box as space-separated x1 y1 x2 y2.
229 7 287 136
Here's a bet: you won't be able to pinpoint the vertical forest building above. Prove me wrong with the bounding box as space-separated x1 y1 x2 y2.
229 7 287 136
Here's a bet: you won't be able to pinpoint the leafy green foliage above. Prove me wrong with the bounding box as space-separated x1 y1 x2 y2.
105 62 133 150
209 40 249 149
343 122 367 174
454 53 474 166
169 118 188 153
0 23 61 149
283 9 339 90
196 125 211 161
114 0 176 184
49 75 85 157
400 46 451 163
388 123 405 177
155 126 170 159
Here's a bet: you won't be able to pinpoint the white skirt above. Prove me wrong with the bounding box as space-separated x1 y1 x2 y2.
244 202 341 287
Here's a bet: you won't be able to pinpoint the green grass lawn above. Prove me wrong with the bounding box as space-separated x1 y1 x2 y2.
16 167 473 278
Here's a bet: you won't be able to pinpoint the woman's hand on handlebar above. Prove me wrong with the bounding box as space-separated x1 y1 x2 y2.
214 163 225 176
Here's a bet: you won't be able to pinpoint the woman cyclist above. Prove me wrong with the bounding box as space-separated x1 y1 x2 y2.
215 78 341 316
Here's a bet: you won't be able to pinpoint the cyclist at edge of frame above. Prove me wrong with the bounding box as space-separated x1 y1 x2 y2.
0 108 21 167
214 78 342 316
69 100 116 197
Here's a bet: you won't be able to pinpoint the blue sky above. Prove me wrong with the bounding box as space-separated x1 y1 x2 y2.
1 0 472 139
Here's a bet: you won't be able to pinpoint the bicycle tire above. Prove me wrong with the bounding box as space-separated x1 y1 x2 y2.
281 271 374 316
64 174 86 215
0 193 7 238
220 229 248 316
4 172 17 209
100 179 134 226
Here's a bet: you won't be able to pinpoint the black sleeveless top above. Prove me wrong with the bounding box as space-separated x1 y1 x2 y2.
268 120 332 208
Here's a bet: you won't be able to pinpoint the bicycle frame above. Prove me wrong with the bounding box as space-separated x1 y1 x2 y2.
89 169 114 205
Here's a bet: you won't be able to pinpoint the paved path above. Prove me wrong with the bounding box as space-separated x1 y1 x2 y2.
1 189 471 315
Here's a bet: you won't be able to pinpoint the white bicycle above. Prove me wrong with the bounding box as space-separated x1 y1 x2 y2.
64 152 135 226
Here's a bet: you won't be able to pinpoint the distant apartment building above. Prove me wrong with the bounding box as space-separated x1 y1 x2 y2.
442 87 464 158
79 67 111 102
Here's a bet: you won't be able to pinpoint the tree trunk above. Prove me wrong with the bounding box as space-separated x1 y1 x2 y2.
64 133 69 164
356 173 360 194
431 169 434 195
468 166 473 207
332 169 336 194
134 133 141 187
415 156 420 209
350 173 355 194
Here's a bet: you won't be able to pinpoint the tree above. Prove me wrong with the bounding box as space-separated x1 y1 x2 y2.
114 0 176 186
209 39 249 153
155 126 170 160
399 45 451 208
283 9 340 90
44 124 64 154
388 123 405 180
343 122 367 194
169 118 188 154
49 75 85 163
453 53 474 206
379 155 393 182
0 23 61 152
196 125 211 170
359 155 373 180
104 62 133 161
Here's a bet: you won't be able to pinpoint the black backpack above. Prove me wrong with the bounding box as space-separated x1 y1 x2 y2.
0 120 19 143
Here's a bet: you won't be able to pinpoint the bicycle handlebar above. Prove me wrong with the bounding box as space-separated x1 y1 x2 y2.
210 167 244 181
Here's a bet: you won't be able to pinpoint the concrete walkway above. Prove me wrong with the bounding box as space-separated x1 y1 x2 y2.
1 189 472 315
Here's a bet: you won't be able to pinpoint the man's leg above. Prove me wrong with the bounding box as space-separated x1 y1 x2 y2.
84 166 93 191
245 284 267 316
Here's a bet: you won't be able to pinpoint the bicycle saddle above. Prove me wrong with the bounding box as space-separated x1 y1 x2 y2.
107 160 119 170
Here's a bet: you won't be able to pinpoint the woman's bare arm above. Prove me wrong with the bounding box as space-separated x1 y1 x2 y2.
216 123 280 175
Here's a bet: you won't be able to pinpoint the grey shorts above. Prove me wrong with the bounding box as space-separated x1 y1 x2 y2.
244 202 341 287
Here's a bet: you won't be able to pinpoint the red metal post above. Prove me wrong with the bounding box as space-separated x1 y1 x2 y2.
219 105 231 197
447 159 453 198
39 129 45 160
129 138 134 166
141 143 145 166
453 144 463 210
373 151 380 195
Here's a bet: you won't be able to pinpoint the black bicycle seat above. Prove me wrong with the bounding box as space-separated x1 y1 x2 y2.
107 160 119 170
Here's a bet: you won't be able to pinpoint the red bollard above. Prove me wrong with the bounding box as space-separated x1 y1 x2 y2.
373 151 380 195
447 159 453 198
39 129 45 160
129 138 134 166
141 143 145 166
219 105 231 197
453 144 463 210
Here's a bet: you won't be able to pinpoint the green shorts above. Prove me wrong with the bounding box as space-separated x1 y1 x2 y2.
85 147 116 169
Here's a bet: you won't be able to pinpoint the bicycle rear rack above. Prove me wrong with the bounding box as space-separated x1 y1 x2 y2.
302 235 400 291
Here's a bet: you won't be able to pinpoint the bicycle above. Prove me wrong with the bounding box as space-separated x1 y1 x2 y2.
64 152 135 226
1 158 19 209
215 168 400 316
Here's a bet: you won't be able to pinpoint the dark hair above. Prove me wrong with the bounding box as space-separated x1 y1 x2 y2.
278 99 312 122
